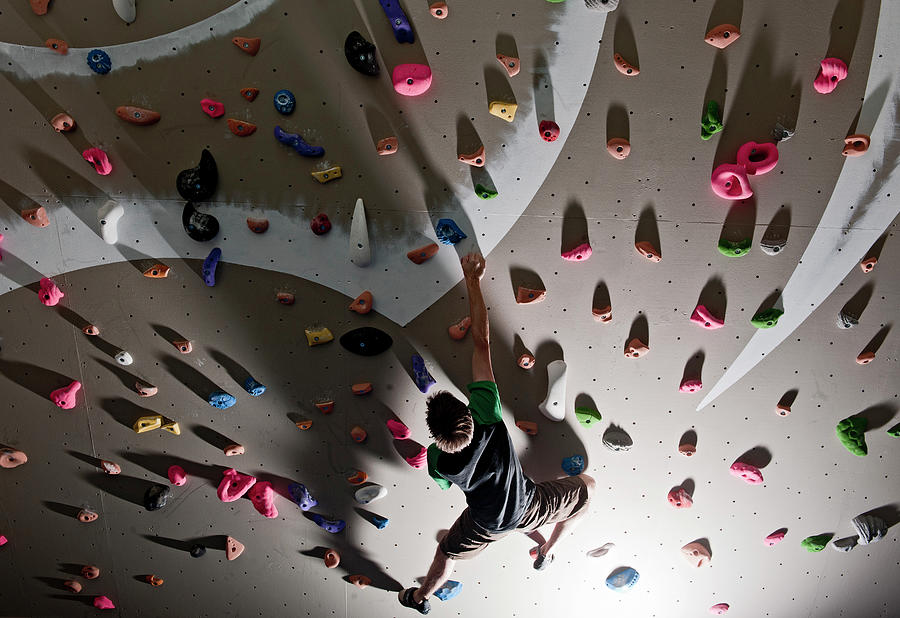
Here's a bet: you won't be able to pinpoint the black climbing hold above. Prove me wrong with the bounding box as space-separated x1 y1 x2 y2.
182 202 219 243
189 544 206 558
344 31 380 76
144 484 171 511
339 327 393 357
176 149 218 202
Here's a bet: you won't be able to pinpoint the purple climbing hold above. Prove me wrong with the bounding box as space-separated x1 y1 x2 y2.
202 247 221 287
288 483 317 511
412 354 436 393
274 126 325 158
378 0 414 44
311 513 346 534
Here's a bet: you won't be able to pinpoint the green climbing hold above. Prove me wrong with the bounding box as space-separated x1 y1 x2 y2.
718 238 751 257
701 101 724 140
750 308 783 329
801 534 833 552
887 422 900 437
475 183 498 200
575 406 602 427
835 415 868 456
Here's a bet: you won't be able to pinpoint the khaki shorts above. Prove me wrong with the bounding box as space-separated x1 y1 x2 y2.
438 475 590 560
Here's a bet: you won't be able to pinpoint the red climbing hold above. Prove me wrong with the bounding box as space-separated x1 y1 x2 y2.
856 350 876 365
45 39 68 54
496 54 520 77
295 419 312 430
232 37 261 56
408 243 439 264
764 530 785 546
516 286 546 304
667 487 693 508
859 256 877 273
613 53 639 76
50 380 81 409
77 508 99 523
516 421 538 435
448 316 471 340
200 98 225 118
635 240 662 262
172 340 192 354
705 24 741 49
349 291 373 314
82 325 100 336
709 603 730 615
386 419 411 440
678 443 696 457
38 277 64 307
775 403 791 416
115 106 161 126
842 134 870 157
679 378 702 393
276 292 295 305
168 465 187 486
592 305 612 323
347 469 368 485
227 118 257 136
142 263 170 278
405 445 427 469
729 461 763 484
82 148 112 175
352 383 373 396
240 87 259 102
22 207 50 227
82 565 100 579
561 242 592 262
518 353 535 369
392 64 433 96
624 338 649 358
315 400 335 414
351 426 368 443
324 549 340 568
377 136 399 155
310 213 331 235
246 218 269 233
539 120 560 142
30 0 49 15
217 468 257 502
349 574 372 589
0 449 27 468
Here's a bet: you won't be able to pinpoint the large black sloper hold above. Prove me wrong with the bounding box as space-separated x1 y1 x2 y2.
344 31 379 77
182 202 219 242
176 148 218 201
339 327 393 356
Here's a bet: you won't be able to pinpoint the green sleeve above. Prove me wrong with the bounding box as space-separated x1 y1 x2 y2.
467 381 502 425
427 444 452 490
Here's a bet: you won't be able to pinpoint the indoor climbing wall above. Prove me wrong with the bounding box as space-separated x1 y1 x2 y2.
0 0 898 617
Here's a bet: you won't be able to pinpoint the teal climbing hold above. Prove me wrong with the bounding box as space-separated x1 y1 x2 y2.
801 534 833 552
575 406 602 427
751 308 783 329
887 422 900 437
718 238 751 257
434 580 462 601
835 415 868 456
475 183 498 199
606 567 639 591
701 101 724 140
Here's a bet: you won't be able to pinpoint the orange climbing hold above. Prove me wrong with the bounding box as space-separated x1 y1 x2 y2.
429 2 448 19
172 340 192 354
376 136 399 155
624 338 649 358
232 37 261 56
142 264 170 278
349 291 373 314
775 403 791 416
351 426 367 443
77 509 99 523
516 286 546 304
82 325 100 336
30 0 49 15
295 419 313 430
635 240 661 262
64 580 82 593
516 421 538 435
859 256 877 273
592 305 612 323
115 106 161 126
226 536 245 560
45 39 68 54
613 53 639 76
276 292 295 305
449 316 471 340
705 24 741 49
349 574 372 589
458 145 486 167
856 350 876 365
144 575 164 586
408 243 439 264
240 87 259 102
82 565 100 579
51 113 75 132
347 469 368 485
22 207 50 228
324 549 340 568
352 382 373 395
842 134 870 157
227 118 257 137
678 443 696 457
497 54 520 77
518 353 535 369
246 217 269 233
607 138 631 159
315 400 335 414
224 444 245 456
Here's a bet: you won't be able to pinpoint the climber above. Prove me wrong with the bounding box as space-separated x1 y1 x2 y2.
399 253 596 615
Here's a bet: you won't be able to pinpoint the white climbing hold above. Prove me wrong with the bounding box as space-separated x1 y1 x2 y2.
97 200 125 245
538 360 567 421
586 542 615 557
852 514 887 545
585 0 618 12
112 0 136 23
115 351 134 366
349 198 371 267
354 484 387 505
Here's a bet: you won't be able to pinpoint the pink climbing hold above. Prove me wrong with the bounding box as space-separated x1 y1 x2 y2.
709 603 730 615
93 596 115 610
561 242 592 262
392 64 432 96
517 353 535 369
200 98 225 118
679 378 702 393
764 530 785 546
82 148 112 175
539 120 560 142
690 304 724 329
0 535 7 546
167 465 187 486
50 380 81 409
667 487 693 509
247 481 278 518
736 141 779 175
405 445 427 469
813 57 848 94
38 277 64 307
217 468 257 502
710 163 752 200
729 461 763 485
386 419 411 440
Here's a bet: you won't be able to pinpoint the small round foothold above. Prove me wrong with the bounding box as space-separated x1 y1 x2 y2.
592 305 612 323
81 565 100 579
276 292 295 305
77 508 99 523
764 530 786 546
226 536 245 560
100 460 121 474
606 138 630 159
51 113 75 132
82 324 100 336
145 574 164 587
115 106 161 126
224 444 245 457
856 350 876 364
246 217 269 233
517 353 535 369
295 419 313 430
613 53 639 76
705 24 741 49
273 89 296 115
634 240 661 263
310 213 331 235
64 580 82 592
448 316 471 340
143 263 170 278
45 39 69 54
115 351 133 366
350 426 368 443
189 544 206 558
168 465 187 486
22 207 50 228
227 118 257 137
458 145 486 167
709 602 730 615
349 574 372 589
429 2 448 18
776 403 791 416
842 134 870 157
859 256 877 273
729 461 763 484
1 448 28 468
539 120 560 142
678 443 696 456
346 469 368 485
172 340 192 354
324 549 341 568
376 136 399 155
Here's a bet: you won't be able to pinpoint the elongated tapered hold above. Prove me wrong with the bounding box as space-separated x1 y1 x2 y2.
349 198 371 267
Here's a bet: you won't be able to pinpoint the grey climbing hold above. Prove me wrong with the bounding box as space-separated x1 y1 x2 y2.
836 310 859 329
144 484 170 511
602 426 632 451
760 237 786 256
585 0 619 12
773 123 794 142
852 514 887 545
831 536 858 552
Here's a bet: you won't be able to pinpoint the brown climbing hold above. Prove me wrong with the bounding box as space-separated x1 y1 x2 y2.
349 291 373 314
592 305 612 323
856 350 876 365
30 0 49 15
224 444 245 457
347 469 368 484
315 400 334 414
115 106 161 126
408 243 439 264
227 118 257 137
64 580 82 593
172 340 192 354
240 87 259 102
607 138 631 159
45 39 68 54
349 574 372 589
775 403 791 417
77 509 99 523
449 316 471 340
81 565 100 580
496 54 520 77
351 426 367 443
458 145 486 167
352 382 373 395
516 421 538 436
51 113 75 132
135 382 158 397
842 134 870 157
22 207 50 228
145 574 164 586
246 217 269 233
624 338 649 358
82 325 100 336
678 443 695 457
142 264 170 278
516 286 546 304
295 419 313 430
705 24 741 49
276 292 295 305
324 549 340 569
226 536 245 560
635 240 661 262
232 37 261 56
859 256 877 273
376 136 399 155
518 353 535 369
613 53 639 76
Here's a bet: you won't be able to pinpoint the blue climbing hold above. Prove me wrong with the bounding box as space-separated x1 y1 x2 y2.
435 219 467 245
86 49 112 75
288 483 317 511
434 580 462 601
311 513 346 534
208 390 236 409
606 567 640 592
274 126 325 157
412 354 436 393
371 514 390 529
243 376 266 397
202 247 221 287
273 89 296 115
562 454 585 476
378 0 414 43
